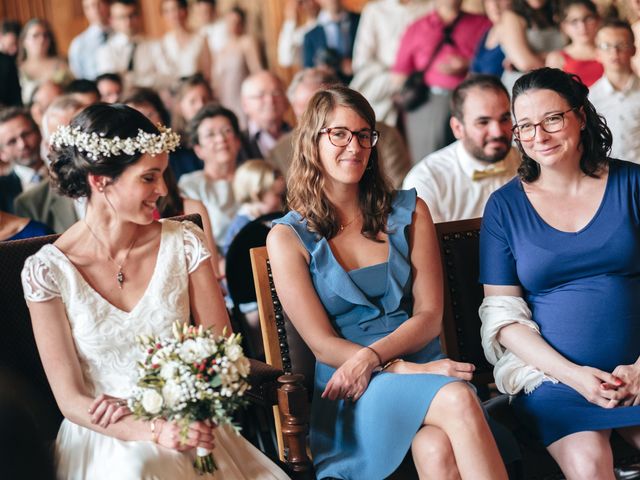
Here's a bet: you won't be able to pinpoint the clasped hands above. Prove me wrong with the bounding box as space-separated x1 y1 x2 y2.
570 363 640 408
321 348 476 403
88 393 216 451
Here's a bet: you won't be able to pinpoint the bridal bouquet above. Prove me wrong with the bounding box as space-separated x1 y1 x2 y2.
129 322 251 474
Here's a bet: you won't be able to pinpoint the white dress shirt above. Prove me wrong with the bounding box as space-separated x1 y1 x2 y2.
247 121 284 158
96 33 161 89
69 24 110 80
277 18 318 67
151 32 208 84
589 74 640 164
202 20 228 54
402 140 520 223
13 164 47 192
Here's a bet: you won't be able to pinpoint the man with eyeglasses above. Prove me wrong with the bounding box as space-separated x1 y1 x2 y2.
402 75 519 223
589 20 640 164
0 108 47 213
239 71 291 160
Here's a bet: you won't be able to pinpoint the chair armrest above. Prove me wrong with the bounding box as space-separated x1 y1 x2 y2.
246 363 314 478
246 359 283 405
276 374 313 478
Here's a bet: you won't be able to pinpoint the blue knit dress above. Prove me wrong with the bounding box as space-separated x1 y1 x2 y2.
480 160 640 446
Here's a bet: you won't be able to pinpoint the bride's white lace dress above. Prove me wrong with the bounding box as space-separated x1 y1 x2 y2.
21 220 290 480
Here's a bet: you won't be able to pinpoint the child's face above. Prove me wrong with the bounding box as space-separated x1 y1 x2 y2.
561 5 599 44
261 177 286 213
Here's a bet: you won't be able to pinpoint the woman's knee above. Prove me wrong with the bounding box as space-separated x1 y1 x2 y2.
549 433 614 480
412 426 457 477
431 382 483 419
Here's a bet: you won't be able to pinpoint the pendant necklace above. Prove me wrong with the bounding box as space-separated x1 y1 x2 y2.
339 213 360 232
83 221 138 289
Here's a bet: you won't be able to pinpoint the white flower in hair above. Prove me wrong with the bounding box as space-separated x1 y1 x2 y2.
50 124 181 161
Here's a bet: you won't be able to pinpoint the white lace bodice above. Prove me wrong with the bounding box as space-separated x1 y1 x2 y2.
21 220 211 398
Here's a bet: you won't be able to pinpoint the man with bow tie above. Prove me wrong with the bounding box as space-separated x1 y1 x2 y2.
402 74 519 223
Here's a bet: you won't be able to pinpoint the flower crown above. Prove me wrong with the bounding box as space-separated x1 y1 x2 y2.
50 124 181 161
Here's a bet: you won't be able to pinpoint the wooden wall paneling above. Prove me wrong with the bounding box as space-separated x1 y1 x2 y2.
261 0 289 80
49 0 86 56
343 0 369 12
140 0 166 40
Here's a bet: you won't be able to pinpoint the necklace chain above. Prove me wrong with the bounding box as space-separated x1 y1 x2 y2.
339 213 360 232
83 221 138 289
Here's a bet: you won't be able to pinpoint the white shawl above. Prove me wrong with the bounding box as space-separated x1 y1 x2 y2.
479 295 558 395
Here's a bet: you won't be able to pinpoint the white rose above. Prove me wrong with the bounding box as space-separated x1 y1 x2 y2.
141 389 163 415
194 337 215 359
225 343 243 362
178 339 200 363
162 381 182 409
159 361 179 380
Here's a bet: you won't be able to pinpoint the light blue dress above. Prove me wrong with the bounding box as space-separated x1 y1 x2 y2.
273 189 458 479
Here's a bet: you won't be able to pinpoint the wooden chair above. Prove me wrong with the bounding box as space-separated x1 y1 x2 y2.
250 246 314 478
250 246 426 480
435 217 640 480
0 214 305 477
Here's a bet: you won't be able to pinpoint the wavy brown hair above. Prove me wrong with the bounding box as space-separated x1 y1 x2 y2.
287 86 393 241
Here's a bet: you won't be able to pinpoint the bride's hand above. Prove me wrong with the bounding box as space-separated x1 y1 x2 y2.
156 419 216 452
88 393 132 428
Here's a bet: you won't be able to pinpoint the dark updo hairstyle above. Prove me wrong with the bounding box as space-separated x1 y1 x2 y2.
512 67 612 182
49 103 160 199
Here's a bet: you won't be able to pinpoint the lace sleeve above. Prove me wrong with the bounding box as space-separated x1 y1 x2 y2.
182 220 212 274
21 254 61 302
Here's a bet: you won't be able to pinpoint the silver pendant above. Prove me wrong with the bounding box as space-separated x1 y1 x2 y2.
117 270 124 289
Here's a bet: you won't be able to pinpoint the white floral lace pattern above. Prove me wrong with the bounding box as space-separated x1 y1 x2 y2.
182 220 212 273
21 256 61 302
19 219 289 479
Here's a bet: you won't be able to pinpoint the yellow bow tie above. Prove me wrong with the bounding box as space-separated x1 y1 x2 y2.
472 166 507 181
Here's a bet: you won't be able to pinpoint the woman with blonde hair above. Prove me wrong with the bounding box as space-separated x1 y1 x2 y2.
267 85 508 479
223 159 284 255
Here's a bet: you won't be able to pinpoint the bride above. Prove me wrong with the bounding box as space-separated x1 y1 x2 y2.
20 103 289 480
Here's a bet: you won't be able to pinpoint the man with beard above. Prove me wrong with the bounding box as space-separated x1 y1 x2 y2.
402 74 519 223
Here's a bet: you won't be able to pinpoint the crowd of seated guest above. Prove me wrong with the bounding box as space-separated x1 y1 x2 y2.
3 0 640 478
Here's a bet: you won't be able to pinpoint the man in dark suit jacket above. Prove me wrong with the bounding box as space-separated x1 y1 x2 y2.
239 71 291 161
0 52 21 107
302 0 360 83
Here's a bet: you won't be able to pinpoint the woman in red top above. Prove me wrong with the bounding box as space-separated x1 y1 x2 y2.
546 0 603 86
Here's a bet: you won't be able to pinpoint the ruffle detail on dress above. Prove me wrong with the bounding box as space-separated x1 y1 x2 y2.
378 189 415 321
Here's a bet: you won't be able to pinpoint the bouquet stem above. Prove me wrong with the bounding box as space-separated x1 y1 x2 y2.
195 447 217 474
